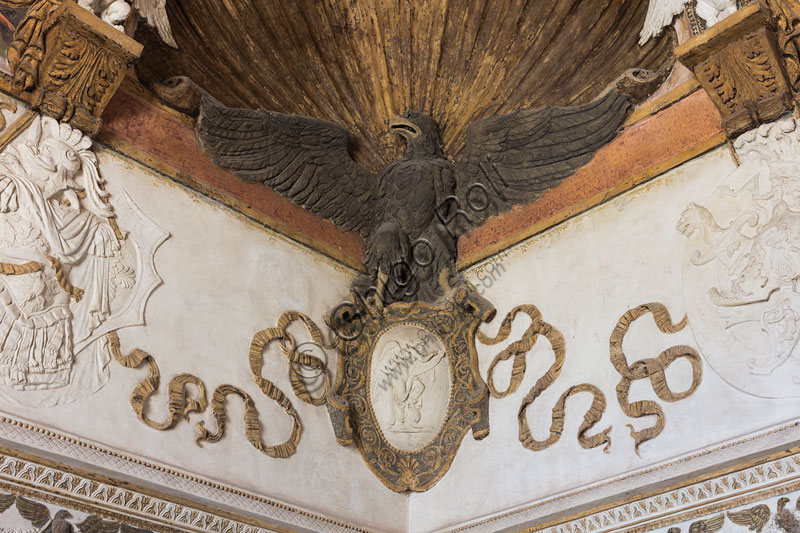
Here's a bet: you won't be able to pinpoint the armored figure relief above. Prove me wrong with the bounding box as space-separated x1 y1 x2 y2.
0 117 132 392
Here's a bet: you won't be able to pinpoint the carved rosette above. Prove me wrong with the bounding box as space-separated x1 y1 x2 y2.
326 300 489 492
11 1 142 135
677 2 793 137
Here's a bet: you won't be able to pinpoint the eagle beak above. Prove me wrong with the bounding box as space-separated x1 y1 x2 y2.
389 116 419 139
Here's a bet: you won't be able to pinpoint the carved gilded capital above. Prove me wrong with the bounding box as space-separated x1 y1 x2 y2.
7 0 142 135
676 2 795 137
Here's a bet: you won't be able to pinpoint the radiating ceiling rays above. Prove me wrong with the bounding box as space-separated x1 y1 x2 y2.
136 0 671 173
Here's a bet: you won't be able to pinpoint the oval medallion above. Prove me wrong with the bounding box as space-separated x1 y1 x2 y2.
369 324 450 451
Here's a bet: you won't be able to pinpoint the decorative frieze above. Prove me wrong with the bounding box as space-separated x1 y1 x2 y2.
0 417 368 533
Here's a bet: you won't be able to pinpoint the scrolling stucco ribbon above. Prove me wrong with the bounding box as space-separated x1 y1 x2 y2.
609 302 702 455
0 260 43 275
195 311 330 459
107 331 208 431
481 305 610 453
109 310 331 459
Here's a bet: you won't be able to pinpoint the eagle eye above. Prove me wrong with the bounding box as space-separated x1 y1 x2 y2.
391 124 418 135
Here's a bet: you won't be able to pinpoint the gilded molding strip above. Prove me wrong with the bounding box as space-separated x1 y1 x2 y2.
537 453 800 533
0 449 284 533
448 444 800 532
5 415 800 532
0 417 370 532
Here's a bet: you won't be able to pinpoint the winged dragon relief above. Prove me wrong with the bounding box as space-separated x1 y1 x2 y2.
196 68 663 311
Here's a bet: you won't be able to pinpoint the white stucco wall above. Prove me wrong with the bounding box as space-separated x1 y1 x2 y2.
4 84 800 533
0 134 408 531
408 142 800 532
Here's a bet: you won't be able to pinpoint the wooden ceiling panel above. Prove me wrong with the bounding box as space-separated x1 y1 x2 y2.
135 0 672 173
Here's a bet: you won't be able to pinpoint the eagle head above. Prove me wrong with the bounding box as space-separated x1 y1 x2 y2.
389 110 442 157
54 510 74 521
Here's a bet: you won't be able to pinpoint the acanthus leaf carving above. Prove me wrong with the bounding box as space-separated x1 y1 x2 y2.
676 2 794 137
3 0 141 135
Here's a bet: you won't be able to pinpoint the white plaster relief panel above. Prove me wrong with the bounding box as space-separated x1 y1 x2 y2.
369 325 450 452
0 130 408 531
679 119 800 398
0 115 167 407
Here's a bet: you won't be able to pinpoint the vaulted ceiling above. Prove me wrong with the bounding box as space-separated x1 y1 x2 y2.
135 0 672 173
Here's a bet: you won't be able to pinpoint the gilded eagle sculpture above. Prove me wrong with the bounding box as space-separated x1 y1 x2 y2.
196 68 661 309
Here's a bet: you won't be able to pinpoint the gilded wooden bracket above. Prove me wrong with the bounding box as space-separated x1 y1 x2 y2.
5 0 142 136
676 1 799 137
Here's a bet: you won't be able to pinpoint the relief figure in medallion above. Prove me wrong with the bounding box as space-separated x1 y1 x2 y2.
379 338 447 433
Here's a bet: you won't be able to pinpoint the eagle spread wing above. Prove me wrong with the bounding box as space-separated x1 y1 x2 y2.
15 496 51 529
727 504 772 531
453 87 632 233
0 492 14 513
688 514 725 533
78 516 121 533
639 0 689 44
132 0 177 48
197 98 378 238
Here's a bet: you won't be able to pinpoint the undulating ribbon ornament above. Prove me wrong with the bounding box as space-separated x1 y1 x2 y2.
609 302 702 454
111 295 701 458
109 310 332 459
481 301 702 454
481 304 611 452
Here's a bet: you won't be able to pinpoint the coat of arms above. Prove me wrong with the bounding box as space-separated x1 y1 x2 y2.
194 68 664 490
326 274 494 491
